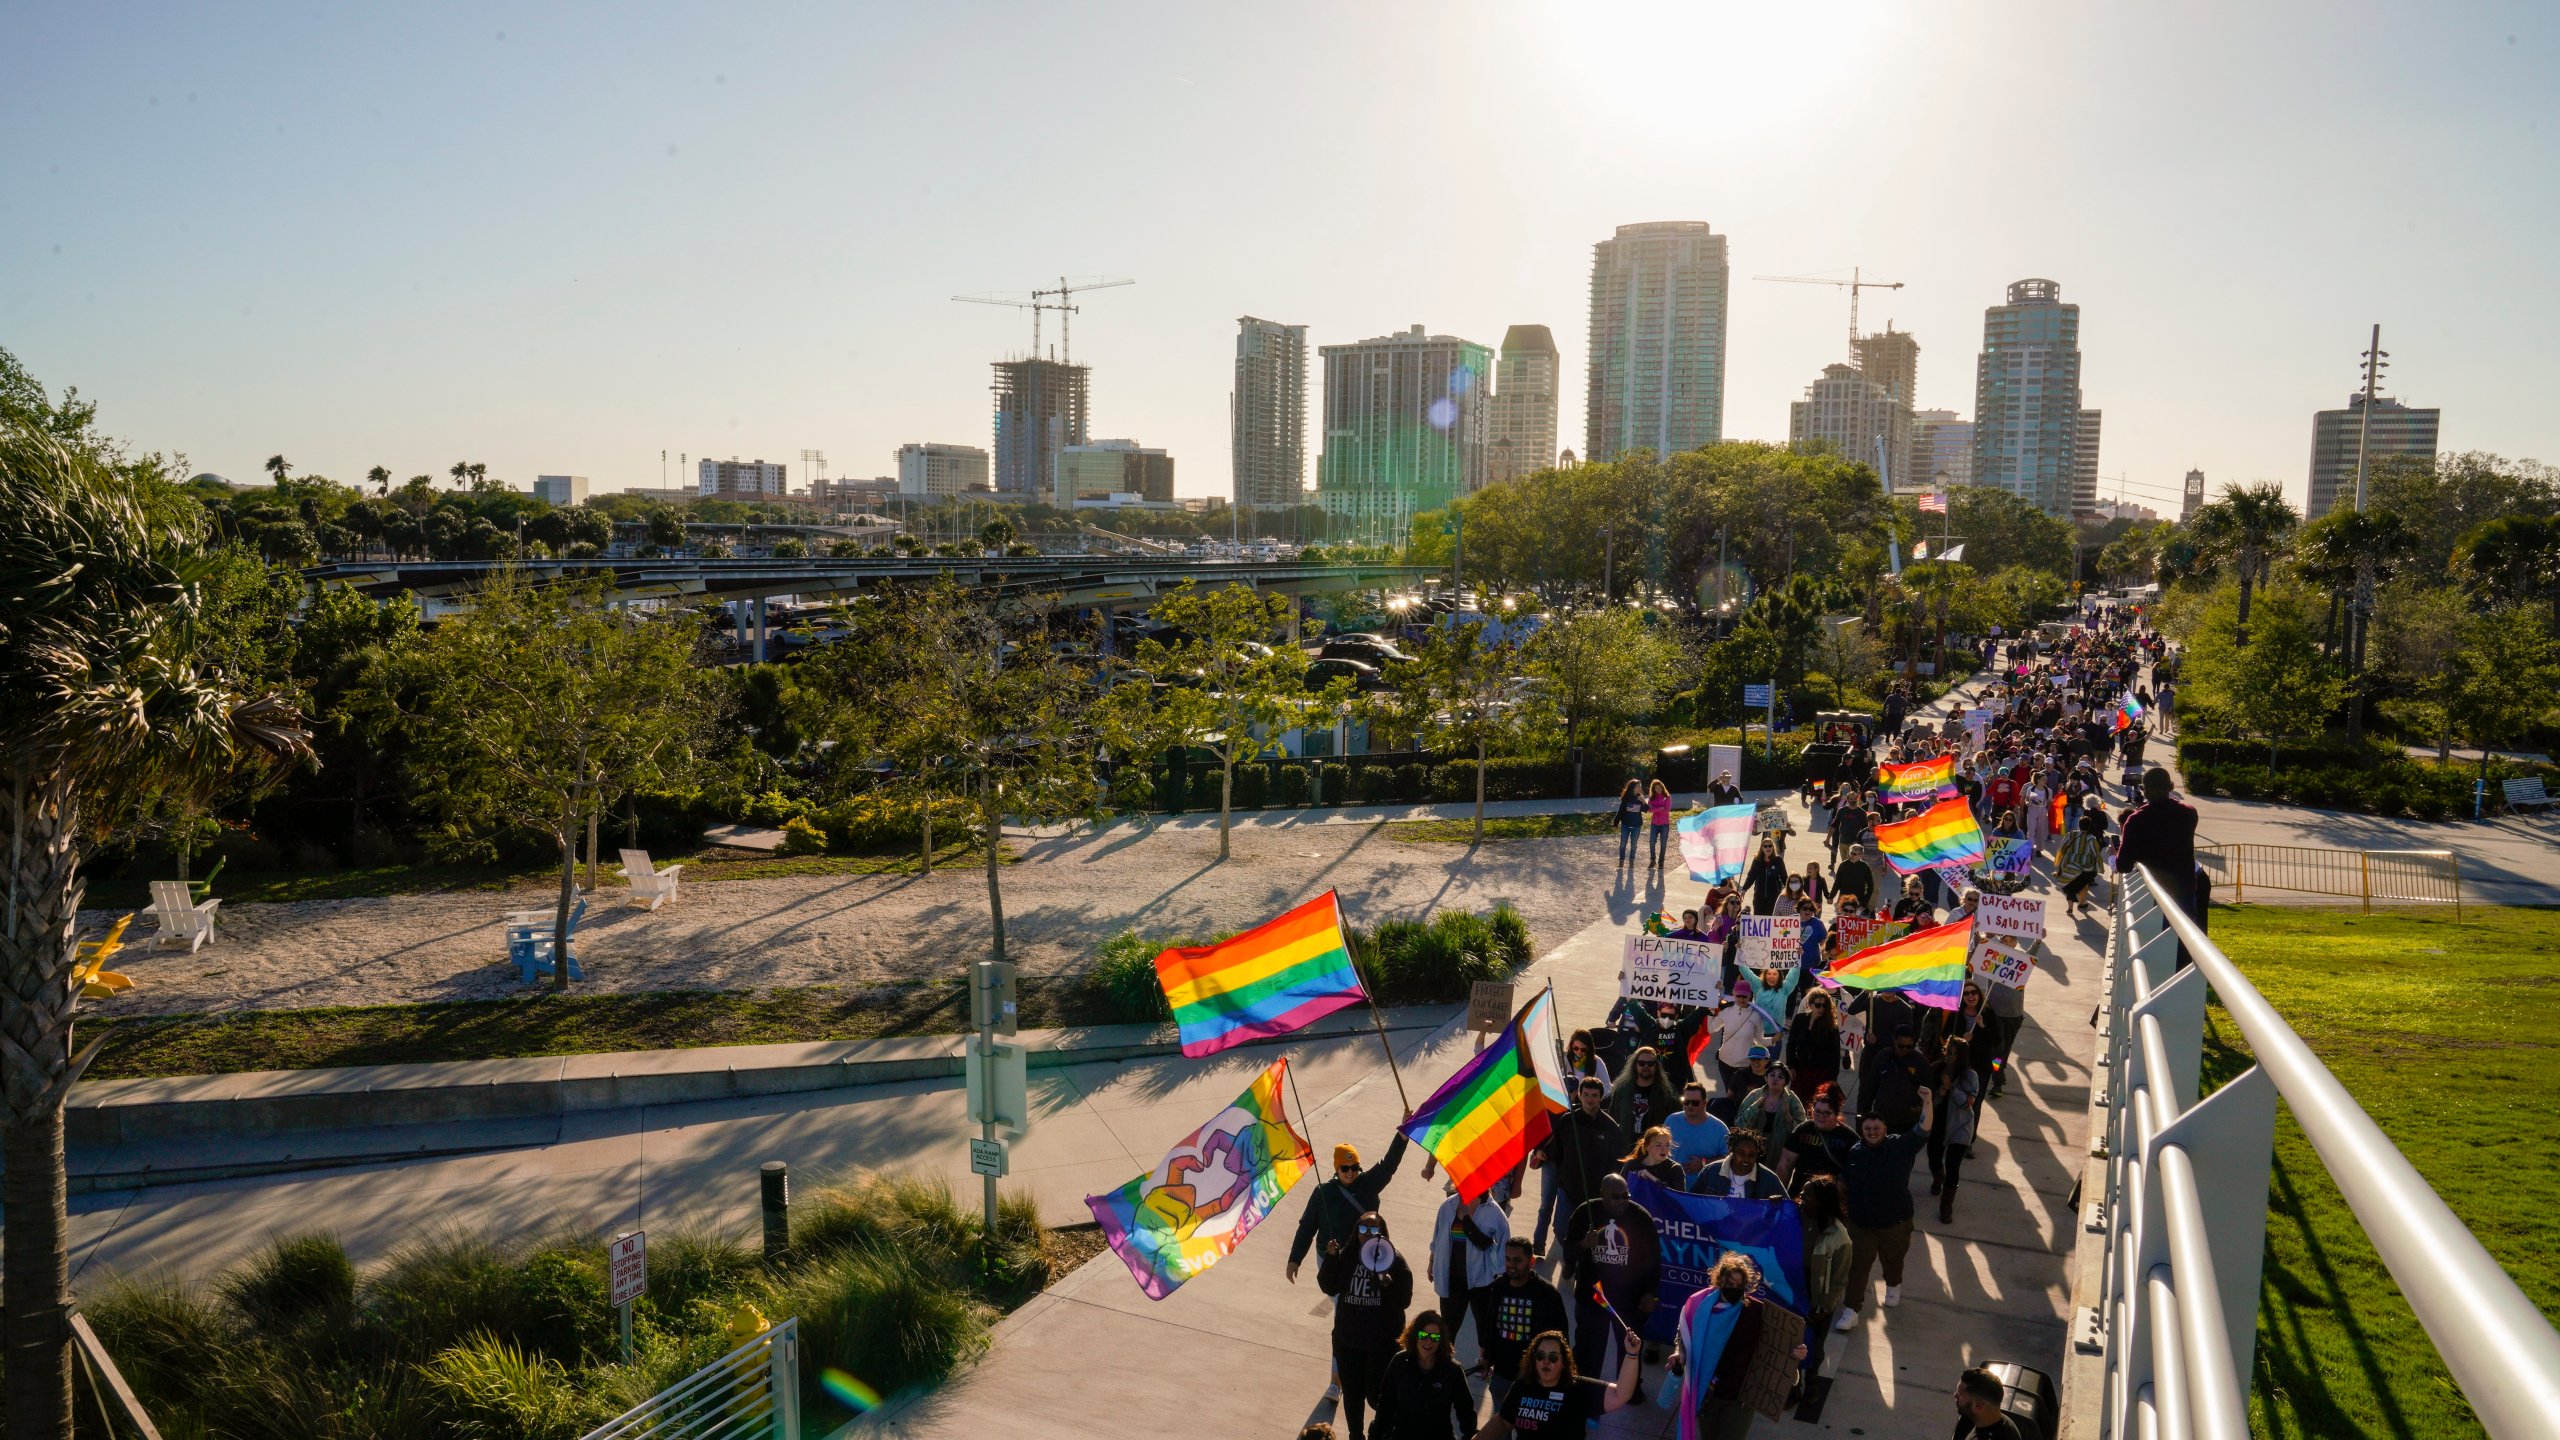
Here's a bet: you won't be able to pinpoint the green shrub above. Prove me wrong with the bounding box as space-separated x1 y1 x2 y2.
1274 763 1312 807
778 816 828 855
738 790 812 827
367 1232 610 1365
1489 904 1532 968
416 1332 598 1440
84 1276 238 1410
816 793 973 854
1360 911 1515 1004
1355 766 1396 805
220 1233 357 1338
1087 930 1178 1024
781 1246 988 1402
1232 763 1268 810
1396 763 1428 803
1188 765 1223 811
634 1231 762 1327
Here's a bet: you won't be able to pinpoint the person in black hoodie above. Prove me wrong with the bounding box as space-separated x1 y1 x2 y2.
1369 1309 1478 1439
1291 1132 1412 1281
1528 1077 1624 1257
1320 1211 1417 1440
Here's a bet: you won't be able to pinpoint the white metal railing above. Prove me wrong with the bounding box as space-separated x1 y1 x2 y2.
2087 868 2560 1439
580 1317 801 1440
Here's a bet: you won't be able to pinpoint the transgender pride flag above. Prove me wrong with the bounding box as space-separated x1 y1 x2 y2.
1677 803 1755 883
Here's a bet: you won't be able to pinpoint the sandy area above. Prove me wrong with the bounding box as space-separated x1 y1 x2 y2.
83 819 1659 1017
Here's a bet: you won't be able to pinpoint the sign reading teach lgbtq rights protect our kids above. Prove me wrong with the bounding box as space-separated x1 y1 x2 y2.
1973 892 2046 944
1622 934 1722 1006
1736 915 1802 972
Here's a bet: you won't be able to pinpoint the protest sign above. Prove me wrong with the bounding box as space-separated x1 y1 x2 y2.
1736 915 1802 972
1833 916 1907 956
1985 837 2034 877
1625 1175 1806 1345
1973 891 2046 943
1752 805 1793 834
1969 936 2036 990
1622 934 1722 1006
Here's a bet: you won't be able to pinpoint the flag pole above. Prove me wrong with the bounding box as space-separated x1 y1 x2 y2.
1282 1055 1321 1169
1337 897 1415 1114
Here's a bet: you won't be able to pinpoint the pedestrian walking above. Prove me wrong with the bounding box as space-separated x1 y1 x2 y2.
1933 1039 1983 1224
1318 1211 1415 1440
1291 1133 1413 1281
1475 1325 1643 1439
1428 1181 1508 1356
1795 1175 1853 1402
1529 1078 1625 1259
1837 1088 1934 1324
1369 1310 1478 1440
1614 779 1645 871
1561 1174 1661 1395
1665 1254 1809 1440
1473 1238 1569 1400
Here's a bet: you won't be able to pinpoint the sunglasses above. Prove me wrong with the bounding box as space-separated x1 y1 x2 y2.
1417 1329 1443 1341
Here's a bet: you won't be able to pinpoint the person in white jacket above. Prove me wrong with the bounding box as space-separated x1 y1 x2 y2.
1428 1177 1511 1358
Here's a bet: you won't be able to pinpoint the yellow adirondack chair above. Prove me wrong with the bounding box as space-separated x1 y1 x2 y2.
73 914 137 999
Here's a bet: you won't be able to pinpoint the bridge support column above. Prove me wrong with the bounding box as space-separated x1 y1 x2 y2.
754 596 768 662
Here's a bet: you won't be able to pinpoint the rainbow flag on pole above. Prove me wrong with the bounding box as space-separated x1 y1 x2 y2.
1819 918 1971 1009
2108 693 2146 732
1676 803 1756 883
1872 796 1987 875
1155 892 1366 1059
1877 755 1958 804
1086 1057 1314 1299
1398 988 1569 1204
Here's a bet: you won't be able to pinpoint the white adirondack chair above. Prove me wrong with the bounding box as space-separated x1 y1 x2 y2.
148 881 221 953
618 849 684 910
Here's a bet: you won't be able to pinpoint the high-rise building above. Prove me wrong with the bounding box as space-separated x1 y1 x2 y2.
2180 468 2207 522
698 458 788 497
1788 364 1908 484
1487 324 1561 486
1910 411 1973 492
1853 325 1920 490
1973 278 2085 517
1056 439 1174 507
896 442 990 498
1231 317 1308 510
1585 221 1729 460
990 359 1090 499
1315 324 1492 544
2074 409 2104 517
533 474 588 506
2307 393 2440 518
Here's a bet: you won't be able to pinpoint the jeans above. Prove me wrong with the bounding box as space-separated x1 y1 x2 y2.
1533 1158 1562 1249
1619 817 1642 865
1843 1217 1914 1310
1649 823 1670 868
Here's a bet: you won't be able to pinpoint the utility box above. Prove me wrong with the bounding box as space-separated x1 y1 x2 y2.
972 960 1019 1036
964 1034 1029 1135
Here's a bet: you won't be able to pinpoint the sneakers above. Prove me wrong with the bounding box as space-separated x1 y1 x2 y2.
1833 1307 1859 1332
1325 1382 1342 1401
1883 1285 1902 1308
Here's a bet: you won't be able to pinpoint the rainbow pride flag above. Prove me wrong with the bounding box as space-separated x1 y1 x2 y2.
1872 796 1987 875
1877 755 1959 804
2108 693 2146 732
1676 802 1755 883
1086 1056 1314 1299
1819 918 1970 1009
1155 891 1366 1059
1399 988 1569 1203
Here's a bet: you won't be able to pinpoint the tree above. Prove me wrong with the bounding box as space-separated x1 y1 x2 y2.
2371 582 2472 759
2447 606 2560 789
2293 506 2413 740
1526 608 1679 795
1385 617 1532 844
2454 513 2560 631
770 536 809 559
365 464 391 496
2180 582 2344 763
1812 616 1885 707
2191 482 2298 646
978 517 1016 552
264 453 291 483
3 427 311 1439
1137 583 1329 860
401 573 709 991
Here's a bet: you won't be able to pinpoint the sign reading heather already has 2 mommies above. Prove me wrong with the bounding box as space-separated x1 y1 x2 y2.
1622 935 1722 1006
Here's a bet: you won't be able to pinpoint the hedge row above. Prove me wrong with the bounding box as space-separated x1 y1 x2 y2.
1149 742 1814 815
2178 740 2556 820
1084 905 1534 1025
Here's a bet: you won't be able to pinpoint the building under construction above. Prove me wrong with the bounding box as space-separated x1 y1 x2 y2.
990 358 1090 499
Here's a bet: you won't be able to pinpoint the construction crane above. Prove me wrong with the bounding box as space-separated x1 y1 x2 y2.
951 276 1134 364
1753 266 1905 360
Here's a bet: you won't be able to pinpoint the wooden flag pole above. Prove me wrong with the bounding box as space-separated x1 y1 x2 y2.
1282 1056 1321 1170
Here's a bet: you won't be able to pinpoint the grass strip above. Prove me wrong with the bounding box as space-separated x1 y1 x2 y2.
2198 903 2560 1440
1388 812 1622 843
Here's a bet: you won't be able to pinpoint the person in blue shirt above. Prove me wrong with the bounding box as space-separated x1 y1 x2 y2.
1661 1081 1729 1181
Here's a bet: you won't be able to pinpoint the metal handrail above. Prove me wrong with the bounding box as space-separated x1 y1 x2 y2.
2094 866 2560 1439
581 1317 801 1440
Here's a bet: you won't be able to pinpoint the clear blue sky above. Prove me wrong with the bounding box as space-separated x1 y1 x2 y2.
7 1 2555 516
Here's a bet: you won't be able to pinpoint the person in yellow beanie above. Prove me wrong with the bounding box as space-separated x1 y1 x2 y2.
1287 1127 1411 1285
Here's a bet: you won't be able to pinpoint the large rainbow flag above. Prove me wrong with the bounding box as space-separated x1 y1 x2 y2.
1872 796 1987 875
1877 755 1959 804
1819 917 1970 1009
1086 1057 1314 1299
1675 802 1755 883
1155 892 1367 1058
1399 988 1569 1204
2108 693 2146 732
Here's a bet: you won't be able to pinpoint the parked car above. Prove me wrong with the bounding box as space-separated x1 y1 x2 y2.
1305 657 1385 690
1319 636 1411 666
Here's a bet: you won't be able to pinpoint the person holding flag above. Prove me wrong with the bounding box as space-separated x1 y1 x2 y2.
1666 1253 1810 1440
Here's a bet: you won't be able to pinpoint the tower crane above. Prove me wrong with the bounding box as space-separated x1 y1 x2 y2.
951 276 1134 364
1752 266 1905 360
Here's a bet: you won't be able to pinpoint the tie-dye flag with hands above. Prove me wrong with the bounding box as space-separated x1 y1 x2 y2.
1086 1057 1315 1299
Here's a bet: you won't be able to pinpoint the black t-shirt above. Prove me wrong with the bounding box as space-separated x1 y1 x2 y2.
1786 1119 1857 1190
1498 1378 1603 1436
1955 1414 2032 1440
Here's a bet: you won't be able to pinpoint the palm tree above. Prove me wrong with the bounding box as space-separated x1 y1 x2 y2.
2455 513 2560 631
366 463 391 497
467 462 488 489
2192 482 2298 646
1 429 311 1438
263 453 291 483
2299 508 2414 741
449 460 471 490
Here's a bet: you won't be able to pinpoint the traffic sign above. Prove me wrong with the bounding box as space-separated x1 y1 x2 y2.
1742 683 1774 708
608 1231 647 1307
969 1137 1009 1178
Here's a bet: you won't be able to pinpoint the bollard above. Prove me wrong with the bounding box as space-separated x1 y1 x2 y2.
761 1161 790 1265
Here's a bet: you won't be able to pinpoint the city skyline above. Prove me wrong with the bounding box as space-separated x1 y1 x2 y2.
6 4 2555 520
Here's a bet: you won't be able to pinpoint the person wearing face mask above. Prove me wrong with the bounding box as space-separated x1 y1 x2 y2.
1779 1084 1858 1194
1318 1210 1416 1440
1560 1173 1660 1393
1472 1238 1569 1401
1666 1254 1810 1439
1734 1065 1806 1165
1368 1309 1478 1440
1476 1324 1642 1439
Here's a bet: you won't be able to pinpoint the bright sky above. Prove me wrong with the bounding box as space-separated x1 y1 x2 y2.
7 2 2554 517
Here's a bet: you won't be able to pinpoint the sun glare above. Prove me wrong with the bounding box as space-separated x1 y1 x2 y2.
1537 1 1890 139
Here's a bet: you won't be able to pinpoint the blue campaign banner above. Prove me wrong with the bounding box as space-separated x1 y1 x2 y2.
1624 1174 1806 1344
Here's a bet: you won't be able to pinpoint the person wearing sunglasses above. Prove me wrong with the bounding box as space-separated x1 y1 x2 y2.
1317 1210 1415 1440
1475 1323 1642 1439
1368 1308 1476 1440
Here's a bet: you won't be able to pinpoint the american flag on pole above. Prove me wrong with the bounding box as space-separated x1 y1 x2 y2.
1918 491 1948 514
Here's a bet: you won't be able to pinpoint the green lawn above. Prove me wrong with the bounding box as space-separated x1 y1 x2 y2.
2200 904 2560 1440
81 839 997 908
1388 812 1622 843
83 973 1128 1081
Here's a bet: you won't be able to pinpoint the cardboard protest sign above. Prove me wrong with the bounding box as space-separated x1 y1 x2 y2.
1969 935 2036 990
1622 934 1722 1006
1973 891 2046 943
1736 915 1802 972
1833 916 1908 956
1985 837 2035 877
